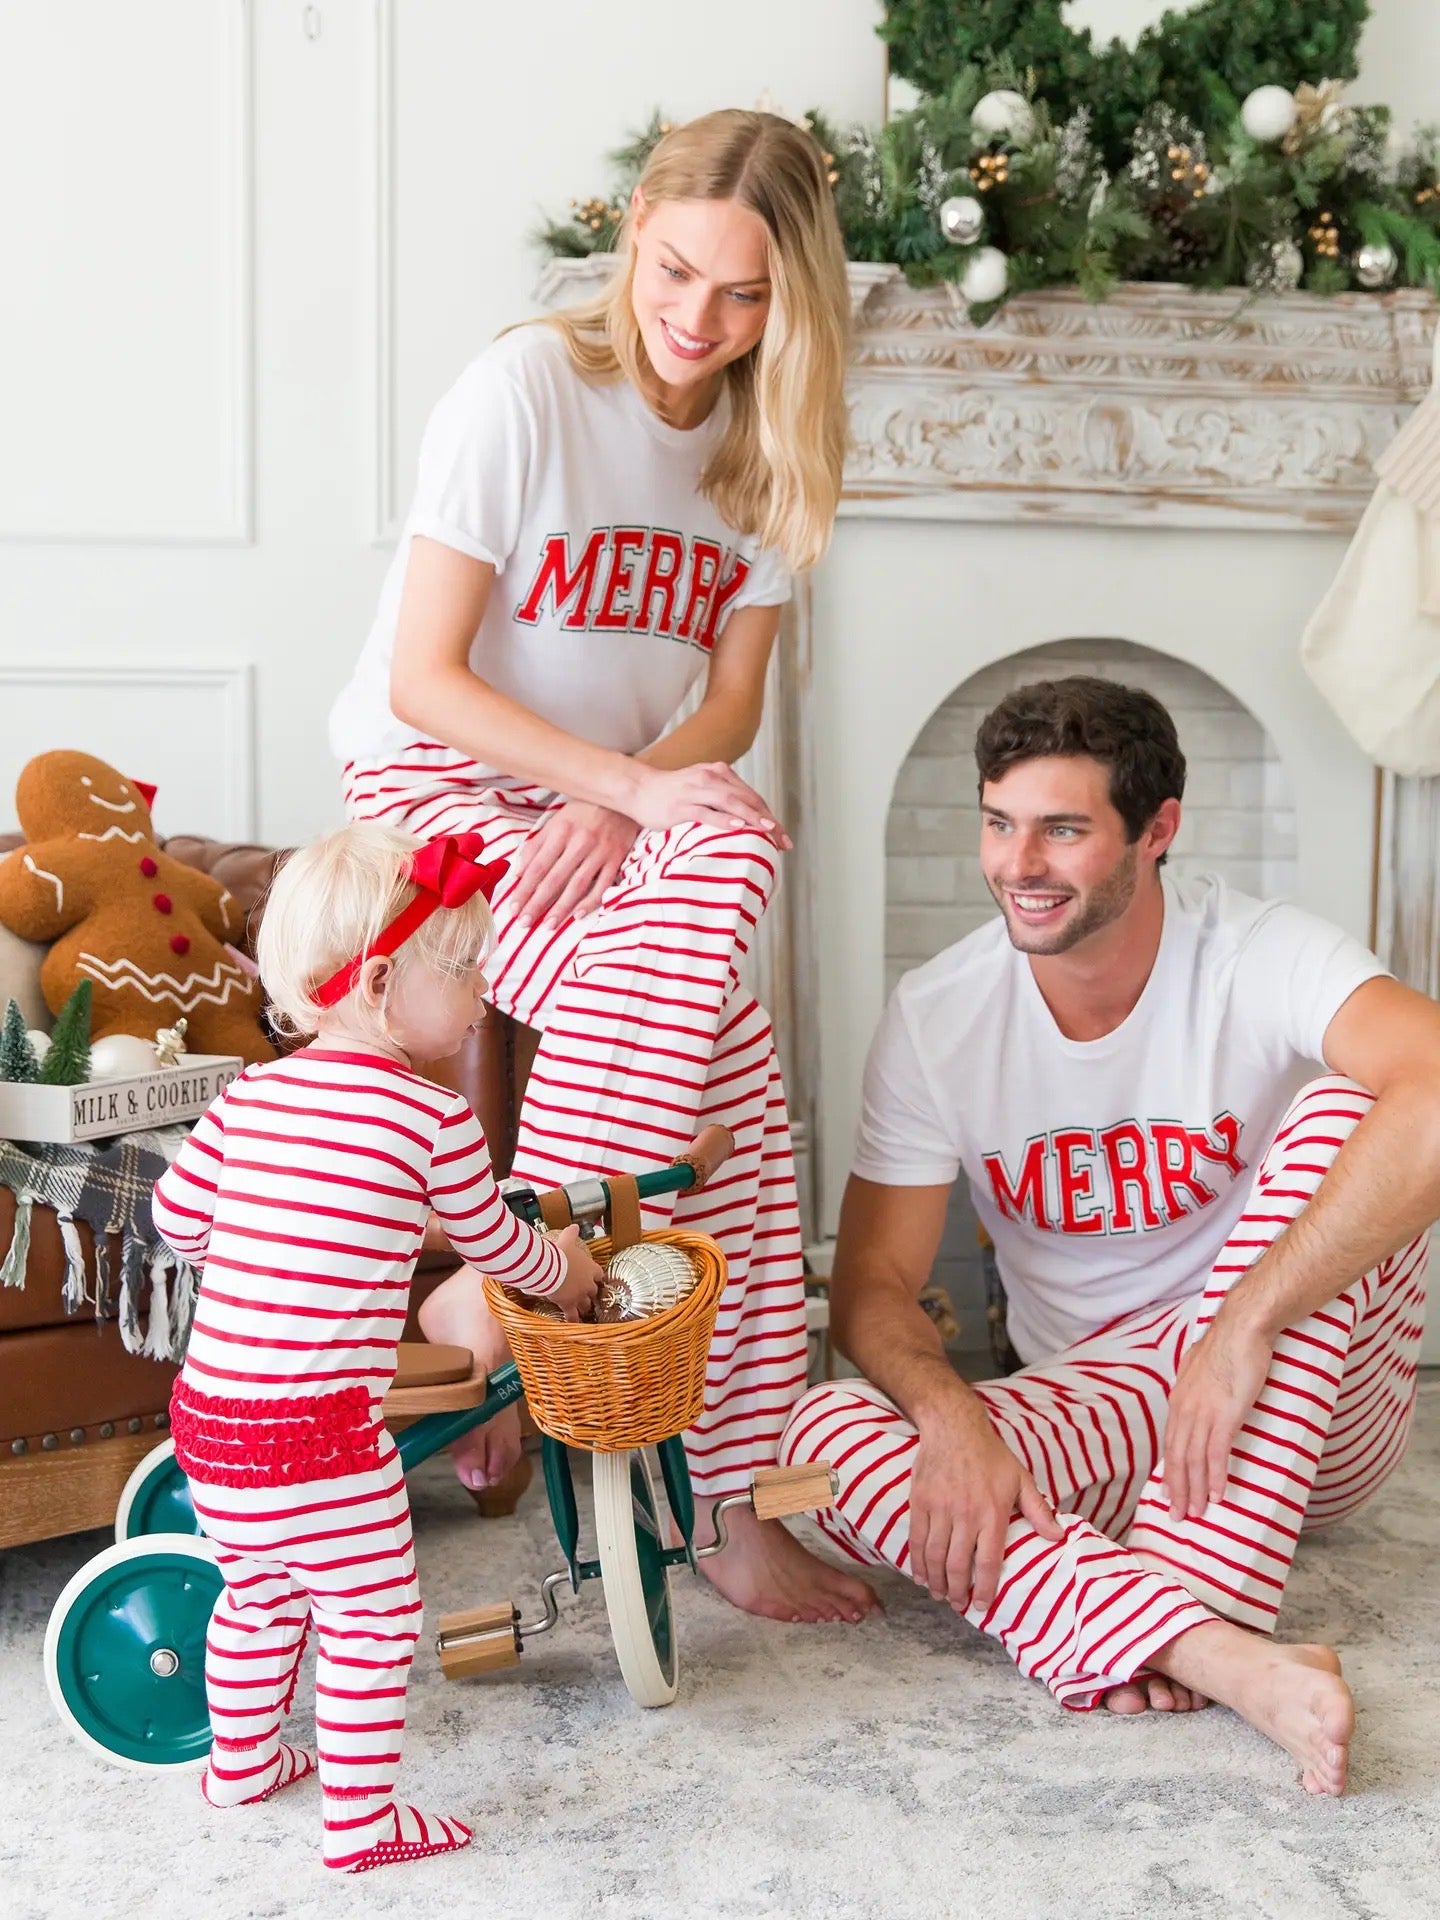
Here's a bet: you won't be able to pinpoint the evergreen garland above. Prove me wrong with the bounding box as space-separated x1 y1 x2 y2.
0 999 40 1084
878 0 1369 168
543 72 1440 320
540 2 1440 320
37 979 92 1087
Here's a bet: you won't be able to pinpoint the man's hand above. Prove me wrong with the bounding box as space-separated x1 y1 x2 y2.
909 1407 1064 1615
1162 1311 1275 1518
508 802 638 927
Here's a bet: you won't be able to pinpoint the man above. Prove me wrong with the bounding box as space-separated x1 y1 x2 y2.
782 677 1440 1794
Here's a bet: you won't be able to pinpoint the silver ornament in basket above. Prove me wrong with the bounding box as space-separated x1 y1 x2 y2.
595 1241 700 1322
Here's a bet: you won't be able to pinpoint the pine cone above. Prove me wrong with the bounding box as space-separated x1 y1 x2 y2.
1154 199 1209 271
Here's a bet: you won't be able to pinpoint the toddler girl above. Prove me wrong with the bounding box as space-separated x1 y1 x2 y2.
152 822 600 1873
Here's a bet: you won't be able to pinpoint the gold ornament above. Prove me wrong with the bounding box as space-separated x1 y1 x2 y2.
523 1295 566 1321
1417 182 1440 207
1164 143 1210 200
969 149 1010 193
153 1017 188 1068
594 1242 699 1322
1307 210 1342 258
1283 79 1351 156
575 196 620 234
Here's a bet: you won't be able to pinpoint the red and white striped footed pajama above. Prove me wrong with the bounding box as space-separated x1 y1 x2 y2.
344 746 811 1498
780 1078 1428 1707
152 1050 564 1870
185 1426 469 1871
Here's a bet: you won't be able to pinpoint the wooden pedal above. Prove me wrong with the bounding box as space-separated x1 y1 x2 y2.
436 1602 521 1679
749 1461 838 1521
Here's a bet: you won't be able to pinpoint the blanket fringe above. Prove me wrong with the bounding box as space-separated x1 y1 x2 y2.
0 1196 31 1290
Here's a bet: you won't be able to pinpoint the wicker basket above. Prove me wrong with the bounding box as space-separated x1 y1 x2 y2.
481 1228 726 1450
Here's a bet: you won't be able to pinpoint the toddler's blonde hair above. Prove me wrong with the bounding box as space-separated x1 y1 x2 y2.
257 822 495 1041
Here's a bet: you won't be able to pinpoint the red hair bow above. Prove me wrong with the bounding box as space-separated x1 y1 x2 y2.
313 833 509 1009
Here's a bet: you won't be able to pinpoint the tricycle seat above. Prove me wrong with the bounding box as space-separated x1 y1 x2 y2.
385 1342 489 1415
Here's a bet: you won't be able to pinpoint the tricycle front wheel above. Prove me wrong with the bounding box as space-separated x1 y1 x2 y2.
592 1449 679 1708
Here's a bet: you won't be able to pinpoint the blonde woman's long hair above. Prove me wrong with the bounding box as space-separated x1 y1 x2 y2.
542 109 849 572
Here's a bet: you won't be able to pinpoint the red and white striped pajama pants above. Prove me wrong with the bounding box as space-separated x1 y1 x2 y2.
188 1430 430 1869
344 748 809 1497
781 1078 1428 1708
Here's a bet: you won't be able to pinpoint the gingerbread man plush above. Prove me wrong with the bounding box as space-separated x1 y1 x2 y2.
0 750 274 1064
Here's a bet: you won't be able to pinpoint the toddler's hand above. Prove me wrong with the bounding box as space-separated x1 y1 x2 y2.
550 1222 603 1321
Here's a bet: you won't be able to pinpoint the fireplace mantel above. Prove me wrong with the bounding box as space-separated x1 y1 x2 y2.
840 275 1436 532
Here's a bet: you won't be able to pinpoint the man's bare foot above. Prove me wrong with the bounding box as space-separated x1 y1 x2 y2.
694 1499 883 1624
1104 1675 1210 1714
1153 1627 1354 1795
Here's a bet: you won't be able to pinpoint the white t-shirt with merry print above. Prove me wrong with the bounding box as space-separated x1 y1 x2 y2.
329 325 791 772
852 872 1387 1363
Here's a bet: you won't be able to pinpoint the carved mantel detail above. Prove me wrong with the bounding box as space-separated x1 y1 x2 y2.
842 273 1436 530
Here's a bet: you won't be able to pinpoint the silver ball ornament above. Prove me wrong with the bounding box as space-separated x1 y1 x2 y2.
1240 85 1299 144
971 89 1035 146
939 195 985 246
959 245 1009 306
595 1242 699 1322
1354 241 1397 289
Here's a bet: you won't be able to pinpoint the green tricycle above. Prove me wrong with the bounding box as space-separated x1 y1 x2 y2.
43 1127 838 1772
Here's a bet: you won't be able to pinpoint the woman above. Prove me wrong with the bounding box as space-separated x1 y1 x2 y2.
329 109 876 1624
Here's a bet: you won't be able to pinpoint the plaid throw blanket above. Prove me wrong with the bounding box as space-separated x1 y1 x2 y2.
0 1128 198 1362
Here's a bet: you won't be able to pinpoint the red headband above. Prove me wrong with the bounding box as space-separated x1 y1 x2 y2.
313 833 509 1009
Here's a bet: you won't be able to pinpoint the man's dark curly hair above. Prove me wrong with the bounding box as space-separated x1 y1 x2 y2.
974 677 1186 856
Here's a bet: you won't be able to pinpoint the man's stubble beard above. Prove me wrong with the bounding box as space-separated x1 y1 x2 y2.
990 842 1142 956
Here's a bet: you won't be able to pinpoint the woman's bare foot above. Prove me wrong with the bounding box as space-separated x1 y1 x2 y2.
1153 1626 1354 1795
1104 1675 1210 1714
450 1402 523 1491
694 1499 883 1624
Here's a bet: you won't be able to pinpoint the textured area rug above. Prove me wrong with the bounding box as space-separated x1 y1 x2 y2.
5 1380 1440 1920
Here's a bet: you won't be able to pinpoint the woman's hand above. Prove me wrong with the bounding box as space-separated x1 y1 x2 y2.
629 762 792 850
508 802 639 927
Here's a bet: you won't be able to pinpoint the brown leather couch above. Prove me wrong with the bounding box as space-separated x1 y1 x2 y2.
0 833 533 1550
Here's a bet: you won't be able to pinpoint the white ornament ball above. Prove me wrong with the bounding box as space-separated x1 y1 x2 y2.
26 1029 51 1064
939 194 985 246
1241 85 1299 144
596 1242 699 1321
971 89 1035 146
1354 240 1397 289
88 1033 161 1079
959 245 1009 306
